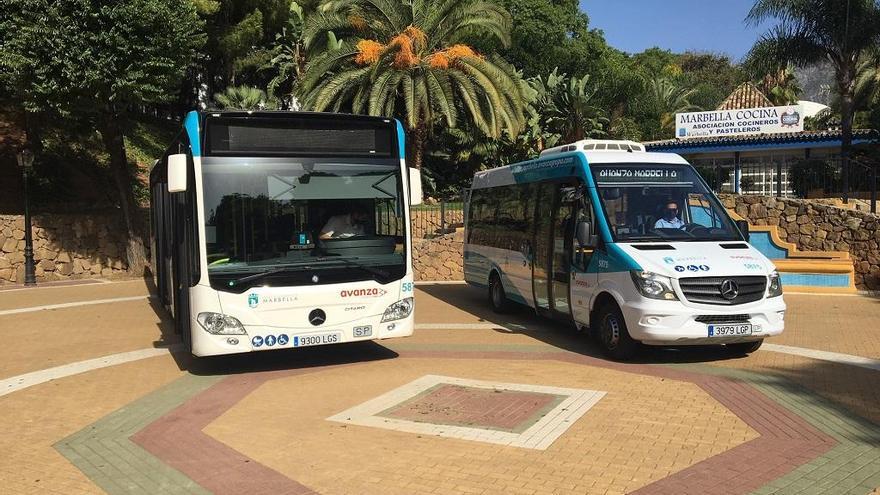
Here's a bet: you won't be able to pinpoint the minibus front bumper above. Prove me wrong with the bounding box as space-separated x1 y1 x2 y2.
619 296 786 346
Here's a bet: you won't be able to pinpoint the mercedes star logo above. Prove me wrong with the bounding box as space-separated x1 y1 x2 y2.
720 279 739 300
308 309 326 326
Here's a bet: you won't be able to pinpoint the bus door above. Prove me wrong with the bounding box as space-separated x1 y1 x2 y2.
532 182 579 319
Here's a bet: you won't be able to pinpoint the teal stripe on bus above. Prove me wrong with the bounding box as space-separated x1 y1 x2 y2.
185 111 201 157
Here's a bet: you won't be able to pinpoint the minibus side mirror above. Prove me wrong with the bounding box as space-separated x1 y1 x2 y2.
576 221 593 247
167 154 188 193
409 167 423 206
735 219 750 242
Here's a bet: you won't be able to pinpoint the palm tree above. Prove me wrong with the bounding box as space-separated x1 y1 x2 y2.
530 69 608 142
213 85 277 110
299 0 527 169
745 0 880 201
645 75 700 138
757 65 803 105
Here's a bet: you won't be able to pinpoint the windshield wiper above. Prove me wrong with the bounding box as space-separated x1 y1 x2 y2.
315 257 391 281
620 235 667 242
229 265 311 286
228 258 392 287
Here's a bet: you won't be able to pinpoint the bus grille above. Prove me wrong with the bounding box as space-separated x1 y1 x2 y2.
678 276 767 305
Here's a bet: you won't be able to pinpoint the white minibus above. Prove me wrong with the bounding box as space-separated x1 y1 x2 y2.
464 139 785 360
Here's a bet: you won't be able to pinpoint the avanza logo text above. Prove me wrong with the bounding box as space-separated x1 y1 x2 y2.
340 288 387 297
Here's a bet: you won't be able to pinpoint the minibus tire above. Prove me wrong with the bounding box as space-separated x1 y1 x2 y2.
596 303 637 361
488 273 512 313
726 339 763 355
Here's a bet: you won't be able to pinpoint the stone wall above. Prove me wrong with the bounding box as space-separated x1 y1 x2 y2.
0 214 129 284
719 194 880 290
412 230 464 281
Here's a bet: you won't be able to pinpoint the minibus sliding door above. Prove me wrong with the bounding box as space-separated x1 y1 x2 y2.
532 184 554 311
532 181 576 320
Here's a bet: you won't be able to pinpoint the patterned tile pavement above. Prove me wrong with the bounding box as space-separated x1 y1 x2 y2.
0 280 878 494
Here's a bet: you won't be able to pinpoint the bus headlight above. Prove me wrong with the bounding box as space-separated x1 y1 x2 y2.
630 271 678 300
381 298 414 322
768 271 783 297
197 312 247 335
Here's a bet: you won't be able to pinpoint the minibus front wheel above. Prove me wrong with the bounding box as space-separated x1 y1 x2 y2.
488 272 513 313
595 302 638 361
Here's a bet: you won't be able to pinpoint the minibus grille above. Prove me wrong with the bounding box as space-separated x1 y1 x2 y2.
694 314 750 324
678 276 767 305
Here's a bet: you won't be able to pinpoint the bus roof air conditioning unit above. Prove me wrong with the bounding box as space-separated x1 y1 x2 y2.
539 139 645 157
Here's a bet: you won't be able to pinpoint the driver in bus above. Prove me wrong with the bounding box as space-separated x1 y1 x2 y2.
654 200 685 229
319 211 369 239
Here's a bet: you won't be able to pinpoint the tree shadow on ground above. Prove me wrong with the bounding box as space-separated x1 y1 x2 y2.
141 274 400 376
419 283 880 438
417 283 755 365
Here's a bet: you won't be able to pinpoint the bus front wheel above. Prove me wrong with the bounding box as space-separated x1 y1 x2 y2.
488 273 512 313
596 303 638 361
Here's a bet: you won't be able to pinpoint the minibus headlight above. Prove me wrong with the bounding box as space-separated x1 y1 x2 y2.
197 312 247 335
630 271 678 300
381 297 414 322
768 271 783 297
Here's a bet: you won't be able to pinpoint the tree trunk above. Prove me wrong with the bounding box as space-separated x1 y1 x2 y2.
839 80 854 204
99 117 148 276
411 122 427 170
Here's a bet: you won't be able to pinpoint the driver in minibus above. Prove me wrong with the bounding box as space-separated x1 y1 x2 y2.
654 200 685 230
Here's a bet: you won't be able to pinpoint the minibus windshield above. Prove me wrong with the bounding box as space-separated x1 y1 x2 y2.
591 164 741 242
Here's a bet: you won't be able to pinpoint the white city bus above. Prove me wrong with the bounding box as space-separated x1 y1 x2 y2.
464 139 785 360
150 111 422 357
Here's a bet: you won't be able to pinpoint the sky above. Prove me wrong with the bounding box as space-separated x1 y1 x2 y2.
579 0 774 61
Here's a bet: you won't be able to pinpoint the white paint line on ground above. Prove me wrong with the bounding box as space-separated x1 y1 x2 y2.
0 325 876 399
415 322 526 330
783 291 865 297
761 343 880 372
0 295 153 316
0 345 183 398
0 278 142 293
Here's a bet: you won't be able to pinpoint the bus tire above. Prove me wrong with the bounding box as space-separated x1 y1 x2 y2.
595 302 638 361
726 339 763 355
488 273 513 313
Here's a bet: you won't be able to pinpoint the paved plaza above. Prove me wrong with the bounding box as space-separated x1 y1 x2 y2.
0 279 879 494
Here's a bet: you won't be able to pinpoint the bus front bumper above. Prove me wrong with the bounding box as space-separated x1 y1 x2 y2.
191 315 414 357
619 297 786 346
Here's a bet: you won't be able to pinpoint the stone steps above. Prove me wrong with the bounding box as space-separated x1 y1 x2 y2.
727 209 857 293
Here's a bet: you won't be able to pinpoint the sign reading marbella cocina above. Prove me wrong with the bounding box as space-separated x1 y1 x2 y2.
675 105 803 139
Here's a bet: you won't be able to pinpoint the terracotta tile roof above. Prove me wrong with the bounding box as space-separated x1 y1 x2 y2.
716 82 773 110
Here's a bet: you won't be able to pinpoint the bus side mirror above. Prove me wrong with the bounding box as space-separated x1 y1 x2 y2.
576 221 593 247
167 154 188 193
409 167 423 205
735 219 750 242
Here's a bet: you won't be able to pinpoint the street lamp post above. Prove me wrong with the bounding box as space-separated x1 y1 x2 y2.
16 149 36 286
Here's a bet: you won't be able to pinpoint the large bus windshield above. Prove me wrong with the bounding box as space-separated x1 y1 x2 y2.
201 157 405 288
591 163 741 242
